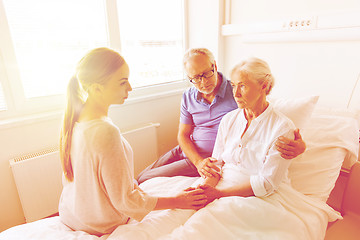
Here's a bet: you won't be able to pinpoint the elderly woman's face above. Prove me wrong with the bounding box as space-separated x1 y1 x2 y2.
230 71 265 110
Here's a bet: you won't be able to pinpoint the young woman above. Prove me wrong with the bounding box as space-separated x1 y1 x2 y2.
58 47 206 236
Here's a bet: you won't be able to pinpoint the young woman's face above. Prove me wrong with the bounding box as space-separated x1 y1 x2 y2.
102 63 132 105
230 71 265 110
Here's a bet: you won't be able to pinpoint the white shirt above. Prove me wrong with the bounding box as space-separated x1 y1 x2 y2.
59 117 157 236
212 104 296 197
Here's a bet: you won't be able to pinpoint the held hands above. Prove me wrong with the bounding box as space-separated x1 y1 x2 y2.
199 185 222 205
195 157 224 179
276 128 306 159
175 187 207 210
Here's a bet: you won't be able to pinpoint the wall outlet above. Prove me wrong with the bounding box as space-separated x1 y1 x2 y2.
282 16 317 31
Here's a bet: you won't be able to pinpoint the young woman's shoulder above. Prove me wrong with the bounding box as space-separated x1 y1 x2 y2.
79 118 121 145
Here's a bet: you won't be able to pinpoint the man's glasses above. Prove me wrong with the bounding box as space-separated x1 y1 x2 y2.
187 65 215 84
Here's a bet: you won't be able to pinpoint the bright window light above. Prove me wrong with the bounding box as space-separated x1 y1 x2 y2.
117 0 185 88
3 0 109 99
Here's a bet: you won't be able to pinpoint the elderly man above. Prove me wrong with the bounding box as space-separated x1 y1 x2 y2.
137 48 305 184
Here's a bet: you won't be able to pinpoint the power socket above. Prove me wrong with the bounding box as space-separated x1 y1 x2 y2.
282 16 317 31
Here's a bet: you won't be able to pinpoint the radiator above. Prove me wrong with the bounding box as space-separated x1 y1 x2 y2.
9 147 62 223
9 122 160 223
123 123 160 176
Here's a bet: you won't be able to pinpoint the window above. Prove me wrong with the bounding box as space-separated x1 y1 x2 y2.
117 0 185 88
2 0 109 99
0 0 186 120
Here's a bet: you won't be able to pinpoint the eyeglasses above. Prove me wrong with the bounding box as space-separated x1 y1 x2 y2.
187 65 215 84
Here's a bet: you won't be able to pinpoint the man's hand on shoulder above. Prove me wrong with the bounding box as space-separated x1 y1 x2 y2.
275 129 306 159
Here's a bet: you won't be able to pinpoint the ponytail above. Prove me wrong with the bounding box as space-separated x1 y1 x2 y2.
60 75 87 182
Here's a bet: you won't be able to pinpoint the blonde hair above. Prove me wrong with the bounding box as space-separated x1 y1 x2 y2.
183 48 215 68
231 57 275 95
60 47 125 181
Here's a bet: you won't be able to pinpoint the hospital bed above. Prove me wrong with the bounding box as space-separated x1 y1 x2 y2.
0 96 359 240
325 161 360 239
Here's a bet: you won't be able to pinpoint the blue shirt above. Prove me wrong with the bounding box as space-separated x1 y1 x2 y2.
180 72 238 158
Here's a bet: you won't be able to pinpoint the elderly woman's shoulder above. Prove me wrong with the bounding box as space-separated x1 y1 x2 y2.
269 107 296 129
221 108 242 124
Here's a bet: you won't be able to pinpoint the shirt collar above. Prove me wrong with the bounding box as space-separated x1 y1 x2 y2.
216 72 228 99
247 102 273 124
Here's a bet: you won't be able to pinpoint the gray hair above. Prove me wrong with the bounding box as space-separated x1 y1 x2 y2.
231 57 275 95
183 48 215 68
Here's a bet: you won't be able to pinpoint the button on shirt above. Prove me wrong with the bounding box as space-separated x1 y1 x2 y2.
212 104 296 197
180 72 238 158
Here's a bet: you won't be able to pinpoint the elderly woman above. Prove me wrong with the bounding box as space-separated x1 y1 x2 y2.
198 57 297 197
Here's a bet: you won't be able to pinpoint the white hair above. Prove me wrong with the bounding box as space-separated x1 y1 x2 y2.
183 48 215 68
231 57 275 95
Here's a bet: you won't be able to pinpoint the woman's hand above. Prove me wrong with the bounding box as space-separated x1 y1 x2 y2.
199 185 222 205
174 187 207 210
276 129 306 159
196 157 224 178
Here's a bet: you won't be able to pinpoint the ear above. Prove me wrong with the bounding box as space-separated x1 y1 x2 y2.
214 61 217 71
88 83 104 96
261 80 269 92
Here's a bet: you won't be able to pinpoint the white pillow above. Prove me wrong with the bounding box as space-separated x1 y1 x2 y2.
313 106 360 166
288 115 359 202
269 95 319 129
313 105 360 131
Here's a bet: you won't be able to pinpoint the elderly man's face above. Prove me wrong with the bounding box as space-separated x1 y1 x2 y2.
185 55 218 95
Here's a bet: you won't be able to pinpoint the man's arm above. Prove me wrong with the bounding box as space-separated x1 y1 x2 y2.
275 129 306 159
177 123 203 166
177 123 221 178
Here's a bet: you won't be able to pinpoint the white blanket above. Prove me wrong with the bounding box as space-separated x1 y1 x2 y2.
0 174 340 240
0 176 341 240
0 216 109 240
107 176 341 240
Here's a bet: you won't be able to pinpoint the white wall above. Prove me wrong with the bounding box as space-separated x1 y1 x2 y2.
186 0 224 67
222 0 360 110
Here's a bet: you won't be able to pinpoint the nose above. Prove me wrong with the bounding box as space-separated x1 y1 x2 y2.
199 76 207 85
233 85 241 97
127 81 132 92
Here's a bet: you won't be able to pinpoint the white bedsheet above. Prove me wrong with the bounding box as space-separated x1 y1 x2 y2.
0 176 341 240
0 216 109 240
107 176 341 240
